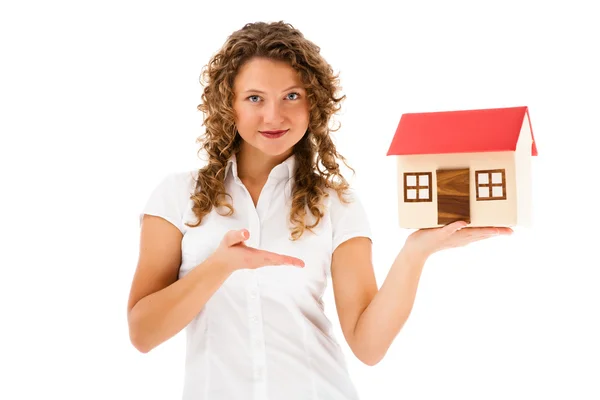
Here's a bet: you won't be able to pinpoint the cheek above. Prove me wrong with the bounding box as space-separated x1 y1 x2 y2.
291 104 310 124
235 107 258 127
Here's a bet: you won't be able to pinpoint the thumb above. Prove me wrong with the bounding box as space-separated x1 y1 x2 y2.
442 221 468 236
223 229 249 247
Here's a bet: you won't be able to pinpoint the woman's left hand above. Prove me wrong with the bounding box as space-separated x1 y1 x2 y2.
403 221 514 261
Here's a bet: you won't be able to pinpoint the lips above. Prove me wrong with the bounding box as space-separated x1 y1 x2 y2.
260 130 287 134
260 129 289 139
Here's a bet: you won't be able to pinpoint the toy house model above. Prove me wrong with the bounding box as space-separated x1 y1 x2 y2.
386 106 538 229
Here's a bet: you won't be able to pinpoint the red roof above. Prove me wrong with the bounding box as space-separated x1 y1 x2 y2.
386 106 538 156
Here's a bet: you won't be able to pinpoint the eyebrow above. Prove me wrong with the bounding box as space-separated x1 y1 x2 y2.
242 85 304 94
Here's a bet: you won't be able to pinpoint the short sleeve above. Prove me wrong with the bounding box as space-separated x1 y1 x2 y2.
139 171 193 234
330 188 372 252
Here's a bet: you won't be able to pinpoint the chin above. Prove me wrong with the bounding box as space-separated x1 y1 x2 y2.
254 133 304 156
256 144 295 157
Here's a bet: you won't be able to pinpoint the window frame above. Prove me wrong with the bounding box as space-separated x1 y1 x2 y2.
403 172 433 202
475 169 507 201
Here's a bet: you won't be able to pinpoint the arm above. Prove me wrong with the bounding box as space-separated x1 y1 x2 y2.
127 215 231 354
331 237 426 366
332 222 510 366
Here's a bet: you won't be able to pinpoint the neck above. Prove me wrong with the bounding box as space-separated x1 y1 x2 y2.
236 143 292 184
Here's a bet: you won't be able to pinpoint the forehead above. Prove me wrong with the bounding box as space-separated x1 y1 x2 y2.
234 57 303 90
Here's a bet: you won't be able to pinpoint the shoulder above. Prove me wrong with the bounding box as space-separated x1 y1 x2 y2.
324 184 369 226
139 169 200 233
174 169 200 194
325 184 363 211
143 168 201 213
154 169 200 196
324 185 372 251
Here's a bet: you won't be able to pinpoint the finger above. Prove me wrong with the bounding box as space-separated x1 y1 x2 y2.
259 250 305 267
283 256 305 267
470 227 500 236
224 229 249 247
441 221 469 236
272 255 305 268
463 227 513 236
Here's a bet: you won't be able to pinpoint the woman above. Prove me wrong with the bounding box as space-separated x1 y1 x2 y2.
127 21 511 400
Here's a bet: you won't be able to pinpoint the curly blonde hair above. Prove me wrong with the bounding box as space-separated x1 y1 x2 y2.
188 21 355 240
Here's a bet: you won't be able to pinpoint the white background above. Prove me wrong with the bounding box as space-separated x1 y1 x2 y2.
1 0 599 399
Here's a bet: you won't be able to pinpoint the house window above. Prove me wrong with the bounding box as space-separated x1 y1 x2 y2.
404 172 432 202
475 169 506 200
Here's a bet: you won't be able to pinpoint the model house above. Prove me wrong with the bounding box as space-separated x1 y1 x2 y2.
386 106 538 229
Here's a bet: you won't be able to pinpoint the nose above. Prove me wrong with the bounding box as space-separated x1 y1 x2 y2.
263 100 285 125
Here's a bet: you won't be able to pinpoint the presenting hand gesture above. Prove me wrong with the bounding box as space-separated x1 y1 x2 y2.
405 221 513 260
212 229 305 273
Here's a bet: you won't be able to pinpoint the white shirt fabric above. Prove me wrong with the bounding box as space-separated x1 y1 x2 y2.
139 153 372 400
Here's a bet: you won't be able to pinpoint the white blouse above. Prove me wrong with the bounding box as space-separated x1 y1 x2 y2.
140 153 372 400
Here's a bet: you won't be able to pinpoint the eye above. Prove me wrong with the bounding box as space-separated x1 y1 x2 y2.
286 92 300 100
247 95 261 103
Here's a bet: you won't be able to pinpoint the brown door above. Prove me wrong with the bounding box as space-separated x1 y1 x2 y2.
436 168 471 225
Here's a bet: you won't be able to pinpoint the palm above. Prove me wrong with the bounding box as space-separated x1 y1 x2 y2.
406 221 513 258
232 242 303 269
215 229 305 271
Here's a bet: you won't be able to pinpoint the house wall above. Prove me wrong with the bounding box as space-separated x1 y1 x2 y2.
395 150 518 228
514 113 534 227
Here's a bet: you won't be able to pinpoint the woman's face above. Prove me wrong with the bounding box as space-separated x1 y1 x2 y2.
232 57 310 158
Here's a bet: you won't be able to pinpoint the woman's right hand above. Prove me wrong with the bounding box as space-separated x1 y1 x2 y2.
210 229 305 273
